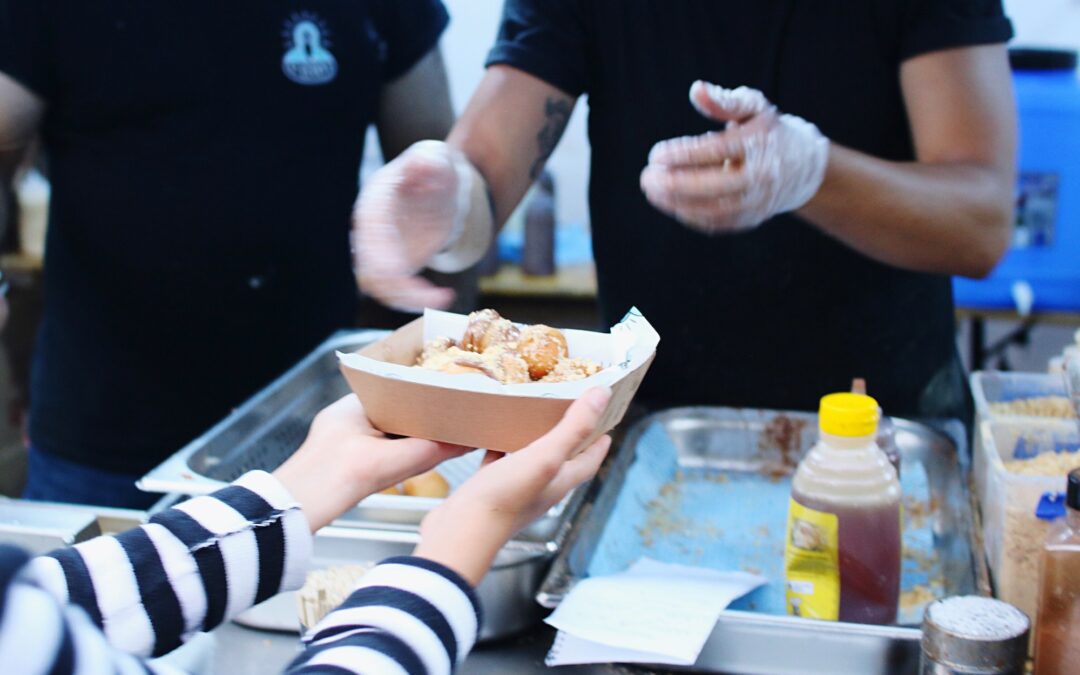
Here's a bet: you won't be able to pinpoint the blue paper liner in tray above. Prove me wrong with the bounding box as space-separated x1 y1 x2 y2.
554 409 976 627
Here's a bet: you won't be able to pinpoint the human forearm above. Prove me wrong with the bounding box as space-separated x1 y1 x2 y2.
413 504 507 587
376 48 455 161
355 66 577 310
289 556 481 674
448 66 575 228
1 547 187 674
22 471 311 657
0 72 44 185
797 144 1012 278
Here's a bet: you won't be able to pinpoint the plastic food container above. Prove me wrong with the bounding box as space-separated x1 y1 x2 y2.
975 418 1080 631
972 371 1072 423
971 371 1074 467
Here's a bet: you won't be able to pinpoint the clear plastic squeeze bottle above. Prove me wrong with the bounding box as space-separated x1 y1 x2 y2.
785 393 902 624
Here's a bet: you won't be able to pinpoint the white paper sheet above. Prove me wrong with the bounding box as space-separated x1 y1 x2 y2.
337 307 660 398
545 558 766 667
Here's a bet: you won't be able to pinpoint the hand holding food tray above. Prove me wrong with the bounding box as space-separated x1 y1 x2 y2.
336 307 659 452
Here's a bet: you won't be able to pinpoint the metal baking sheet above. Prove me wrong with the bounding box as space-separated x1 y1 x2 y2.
539 407 982 675
138 330 582 547
235 523 550 641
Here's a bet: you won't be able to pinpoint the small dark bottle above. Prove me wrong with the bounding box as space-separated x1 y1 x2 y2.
522 171 556 276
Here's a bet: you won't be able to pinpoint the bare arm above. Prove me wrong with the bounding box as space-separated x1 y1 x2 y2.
375 47 455 161
0 71 43 184
797 45 1016 278
448 65 576 227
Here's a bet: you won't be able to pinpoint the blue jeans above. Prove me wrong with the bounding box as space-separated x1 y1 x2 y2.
22 447 160 510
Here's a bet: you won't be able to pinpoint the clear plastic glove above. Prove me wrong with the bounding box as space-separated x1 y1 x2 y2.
640 81 829 233
353 140 490 312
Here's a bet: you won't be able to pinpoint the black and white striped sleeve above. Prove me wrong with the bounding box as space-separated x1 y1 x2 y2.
288 556 482 675
18 470 312 658
1 544 187 675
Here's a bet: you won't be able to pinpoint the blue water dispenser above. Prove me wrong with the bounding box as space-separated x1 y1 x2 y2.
954 48 1080 312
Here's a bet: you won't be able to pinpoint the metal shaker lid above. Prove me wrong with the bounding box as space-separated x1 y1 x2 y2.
922 596 1030 672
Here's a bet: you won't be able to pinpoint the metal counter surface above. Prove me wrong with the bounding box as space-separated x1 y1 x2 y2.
206 621 654 675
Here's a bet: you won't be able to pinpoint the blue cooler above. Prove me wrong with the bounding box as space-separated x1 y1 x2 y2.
954 49 1080 312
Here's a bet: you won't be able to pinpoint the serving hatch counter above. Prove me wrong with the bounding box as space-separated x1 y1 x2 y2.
1 325 994 674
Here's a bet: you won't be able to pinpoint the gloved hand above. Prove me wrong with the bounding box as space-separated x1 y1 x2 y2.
640 81 829 233
353 140 492 312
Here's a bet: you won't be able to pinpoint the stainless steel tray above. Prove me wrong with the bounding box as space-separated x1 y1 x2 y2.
237 524 551 641
136 329 594 641
538 407 984 675
139 330 581 547
0 498 147 554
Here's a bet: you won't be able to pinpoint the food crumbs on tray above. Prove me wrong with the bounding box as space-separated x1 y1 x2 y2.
637 475 689 547
900 584 941 611
904 496 930 529
903 546 936 573
1004 451 1080 476
758 415 810 469
989 396 1076 419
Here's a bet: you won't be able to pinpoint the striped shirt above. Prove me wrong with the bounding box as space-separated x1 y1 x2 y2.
0 471 481 674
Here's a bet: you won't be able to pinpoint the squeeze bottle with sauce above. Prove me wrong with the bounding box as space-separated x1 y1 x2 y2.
784 393 902 624
851 378 900 476
1033 468 1080 675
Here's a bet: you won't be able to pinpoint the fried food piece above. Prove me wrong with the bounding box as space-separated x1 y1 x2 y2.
403 470 451 498
417 336 455 365
461 309 520 353
379 484 403 496
417 309 601 384
418 345 479 372
484 344 531 384
542 357 602 383
418 342 530 384
518 324 569 380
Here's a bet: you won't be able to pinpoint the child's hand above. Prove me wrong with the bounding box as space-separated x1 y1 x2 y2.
274 394 467 532
415 387 613 585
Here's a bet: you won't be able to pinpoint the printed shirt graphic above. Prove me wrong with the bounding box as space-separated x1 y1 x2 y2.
282 12 338 85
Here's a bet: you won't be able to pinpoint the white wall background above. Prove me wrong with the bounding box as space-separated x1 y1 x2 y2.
440 0 592 228
361 0 592 228
1005 0 1080 51
368 0 1080 230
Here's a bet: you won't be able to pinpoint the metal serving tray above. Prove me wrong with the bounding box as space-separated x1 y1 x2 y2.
538 407 985 675
139 330 581 548
136 329 594 640
0 498 146 554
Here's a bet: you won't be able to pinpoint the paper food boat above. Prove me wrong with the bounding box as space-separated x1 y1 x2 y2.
338 308 659 452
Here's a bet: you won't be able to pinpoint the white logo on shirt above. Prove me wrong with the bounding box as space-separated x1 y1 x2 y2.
282 12 338 86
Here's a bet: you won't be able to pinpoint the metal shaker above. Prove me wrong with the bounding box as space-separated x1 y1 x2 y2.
920 596 1030 674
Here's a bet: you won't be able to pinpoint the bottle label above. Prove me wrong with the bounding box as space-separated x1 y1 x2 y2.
784 498 840 620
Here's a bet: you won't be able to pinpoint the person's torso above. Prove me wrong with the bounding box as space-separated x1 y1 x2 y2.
32 1 401 469
577 1 961 418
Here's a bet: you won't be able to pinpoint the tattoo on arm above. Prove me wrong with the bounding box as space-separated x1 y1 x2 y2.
529 97 572 180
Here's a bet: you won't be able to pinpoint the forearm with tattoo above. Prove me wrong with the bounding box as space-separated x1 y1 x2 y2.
529 97 572 180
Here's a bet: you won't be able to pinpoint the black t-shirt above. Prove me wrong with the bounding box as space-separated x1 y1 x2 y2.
0 0 448 473
487 0 1012 418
